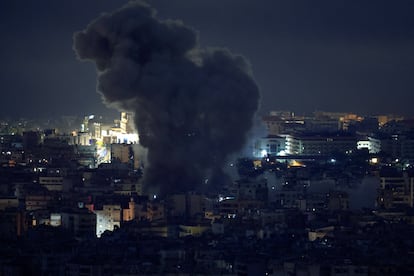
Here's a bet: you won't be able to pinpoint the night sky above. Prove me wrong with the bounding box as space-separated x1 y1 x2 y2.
1 0 414 118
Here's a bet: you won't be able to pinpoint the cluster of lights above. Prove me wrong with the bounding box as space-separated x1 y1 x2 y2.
218 196 235 202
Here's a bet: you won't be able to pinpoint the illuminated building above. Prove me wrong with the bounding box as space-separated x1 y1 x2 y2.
100 112 138 144
254 135 287 158
73 132 92 146
95 204 122 238
339 113 363 130
120 112 135 134
76 113 139 146
376 114 405 127
286 133 356 155
81 115 95 132
357 137 381 153
72 112 141 166
122 198 137 221
50 213 62 227
97 112 139 166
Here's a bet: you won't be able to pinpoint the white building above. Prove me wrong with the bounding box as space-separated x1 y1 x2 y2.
253 135 287 158
95 204 122 238
357 137 381 153
286 134 356 155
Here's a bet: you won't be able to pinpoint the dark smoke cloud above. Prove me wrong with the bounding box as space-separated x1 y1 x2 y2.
73 1 260 196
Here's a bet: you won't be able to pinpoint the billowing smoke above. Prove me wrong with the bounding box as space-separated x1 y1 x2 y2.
73 1 260 196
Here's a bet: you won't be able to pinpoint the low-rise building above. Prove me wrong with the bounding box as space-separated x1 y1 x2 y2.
94 204 122 238
61 208 96 239
286 133 356 155
377 170 414 209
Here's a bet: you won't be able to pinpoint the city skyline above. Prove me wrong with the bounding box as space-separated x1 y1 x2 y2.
1 0 414 118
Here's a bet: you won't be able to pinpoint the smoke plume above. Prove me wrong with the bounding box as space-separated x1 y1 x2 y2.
73 1 260 196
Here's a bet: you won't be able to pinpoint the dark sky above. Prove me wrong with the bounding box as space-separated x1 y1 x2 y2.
1 0 414 118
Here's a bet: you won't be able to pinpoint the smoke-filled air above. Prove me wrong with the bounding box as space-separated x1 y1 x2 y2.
73 1 260 197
